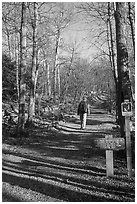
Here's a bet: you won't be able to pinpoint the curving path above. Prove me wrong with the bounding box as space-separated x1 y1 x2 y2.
2 109 135 202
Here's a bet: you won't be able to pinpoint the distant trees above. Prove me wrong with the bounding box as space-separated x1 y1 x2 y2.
2 54 16 101
18 2 27 132
48 3 75 102
77 2 135 136
2 3 76 126
2 2 135 136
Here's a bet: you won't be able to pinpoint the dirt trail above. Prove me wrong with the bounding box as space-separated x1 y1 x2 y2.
2 109 135 202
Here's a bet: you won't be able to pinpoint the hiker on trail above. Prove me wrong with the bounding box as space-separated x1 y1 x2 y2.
77 96 88 129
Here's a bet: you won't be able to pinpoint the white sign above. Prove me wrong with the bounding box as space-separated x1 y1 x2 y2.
121 101 132 116
95 137 125 150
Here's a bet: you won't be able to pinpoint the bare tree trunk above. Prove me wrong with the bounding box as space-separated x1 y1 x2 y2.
28 2 38 123
43 60 51 97
73 88 78 104
64 47 74 97
57 65 61 101
47 62 51 97
107 2 119 120
3 17 11 59
42 60 47 96
53 30 60 103
128 2 135 61
15 33 20 100
18 2 27 132
115 2 132 136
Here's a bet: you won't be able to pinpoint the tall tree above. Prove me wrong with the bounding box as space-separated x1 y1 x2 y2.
114 2 133 136
128 2 135 60
18 2 27 132
53 29 60 102
107 2 119 116
28 2 39 123
50 3 74 102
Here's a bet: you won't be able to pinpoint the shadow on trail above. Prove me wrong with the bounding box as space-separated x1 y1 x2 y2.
2 191 22 202
86 118 115 125
2 109 135 202
67 116 115 126
57 124 117 135
2 171 115 202
2 151 134 202
3 147 106 175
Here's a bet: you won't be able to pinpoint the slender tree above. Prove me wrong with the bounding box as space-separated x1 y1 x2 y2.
14 33 20 100
53 29 60 102
2 13 11 59
107 2 119 117
18 2 27 132
28 2 39 123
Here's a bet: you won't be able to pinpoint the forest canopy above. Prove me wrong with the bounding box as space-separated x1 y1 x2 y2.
2 2 135 136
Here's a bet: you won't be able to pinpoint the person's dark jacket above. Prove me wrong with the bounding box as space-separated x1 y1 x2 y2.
77 101 88 115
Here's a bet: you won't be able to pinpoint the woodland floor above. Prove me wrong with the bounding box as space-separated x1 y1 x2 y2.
2 108 135 202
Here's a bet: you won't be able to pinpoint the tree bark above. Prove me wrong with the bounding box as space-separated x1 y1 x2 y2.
115 2 132 136
18 2 27 132
28 2 38 123
3 16 11 59
107 2 119 120
15 33 20 100
44 61 51 97
128 2 135 61
64 47 74 97
57 65 61 101
47 62 51 97
53 30 60 103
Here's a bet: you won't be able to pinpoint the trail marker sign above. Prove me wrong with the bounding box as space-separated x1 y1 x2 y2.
121 100 132 116
95 135 125 177
121 99 133 177
95 137 125 150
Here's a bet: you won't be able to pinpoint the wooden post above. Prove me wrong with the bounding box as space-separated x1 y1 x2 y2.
106 150 114 177
125 116 132 177
95 136 125 177
121 100 132 177
105 135 114 177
